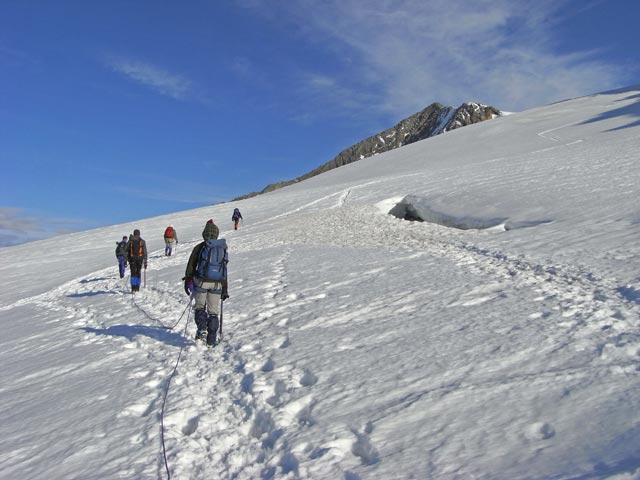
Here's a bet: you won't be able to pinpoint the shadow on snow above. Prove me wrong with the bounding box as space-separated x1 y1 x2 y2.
80 324 189 347
562 455 640 480
580 92 640 132
67 291 119 298
79 276 112 284
616 285 640 304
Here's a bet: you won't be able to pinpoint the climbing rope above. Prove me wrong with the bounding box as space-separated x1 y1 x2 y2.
131 292 191 330
129 286 194 479
159 299 192 479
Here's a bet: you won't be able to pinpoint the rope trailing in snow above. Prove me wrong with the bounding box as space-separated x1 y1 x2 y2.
164 302 192 330
132 293 191 330
127 282 195 478
158 300 192 330
160 299 192 480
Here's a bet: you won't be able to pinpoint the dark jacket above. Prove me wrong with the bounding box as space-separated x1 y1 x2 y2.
115 240 128 258
185 222 227 292
126 235 148 263
232 209 243 221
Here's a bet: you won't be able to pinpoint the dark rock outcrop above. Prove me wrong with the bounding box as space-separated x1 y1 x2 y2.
233 102 500 201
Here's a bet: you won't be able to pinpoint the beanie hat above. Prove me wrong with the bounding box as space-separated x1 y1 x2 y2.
202 221 219 240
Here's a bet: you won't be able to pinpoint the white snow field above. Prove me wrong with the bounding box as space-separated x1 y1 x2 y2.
1 86 640 480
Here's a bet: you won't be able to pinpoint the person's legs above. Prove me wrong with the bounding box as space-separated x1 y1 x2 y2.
130 258 142 292
192 280 222 344
206 313 219 345
205 289 221 345
117 255 126 278
193 283 210 340
194 309 208 340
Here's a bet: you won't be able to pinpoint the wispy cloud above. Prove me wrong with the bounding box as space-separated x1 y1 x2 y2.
231 56 262 81
295 72 377 121
105 55 192 100
239 0 629 115
0 208 86 247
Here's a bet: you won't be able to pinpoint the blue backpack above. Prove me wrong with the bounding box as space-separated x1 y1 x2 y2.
196 239 228 282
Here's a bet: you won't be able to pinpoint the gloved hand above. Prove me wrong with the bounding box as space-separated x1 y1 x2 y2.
221 289 229 301
144 262 148 270
184 277 193 296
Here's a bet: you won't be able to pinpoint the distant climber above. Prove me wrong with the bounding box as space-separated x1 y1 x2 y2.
115 236 128 279
127 229 148 293
163 225 178 256
183 219 229 347
232 208 243 230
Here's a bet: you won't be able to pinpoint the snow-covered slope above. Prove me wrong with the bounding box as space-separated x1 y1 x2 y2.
1 86 639 479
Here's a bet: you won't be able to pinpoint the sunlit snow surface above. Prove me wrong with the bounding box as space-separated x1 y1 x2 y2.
1 87 640 479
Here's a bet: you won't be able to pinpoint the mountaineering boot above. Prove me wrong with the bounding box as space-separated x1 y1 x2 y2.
195 309 209 342
206 313 219 347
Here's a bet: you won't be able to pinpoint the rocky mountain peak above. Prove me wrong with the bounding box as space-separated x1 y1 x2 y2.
234 102 500 201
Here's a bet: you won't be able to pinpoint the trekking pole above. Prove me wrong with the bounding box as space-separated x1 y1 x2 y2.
144 268 147 288
219 298 224 341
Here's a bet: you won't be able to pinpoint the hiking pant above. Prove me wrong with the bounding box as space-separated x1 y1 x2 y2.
164 238 176 255
193 278 222 343
129 257 144 287
117 255 126 278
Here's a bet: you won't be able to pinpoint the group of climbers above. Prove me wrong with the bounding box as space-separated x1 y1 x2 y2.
114 229 148 292
113 208 242 347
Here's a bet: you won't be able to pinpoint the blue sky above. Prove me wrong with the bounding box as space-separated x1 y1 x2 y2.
1 0 638 246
